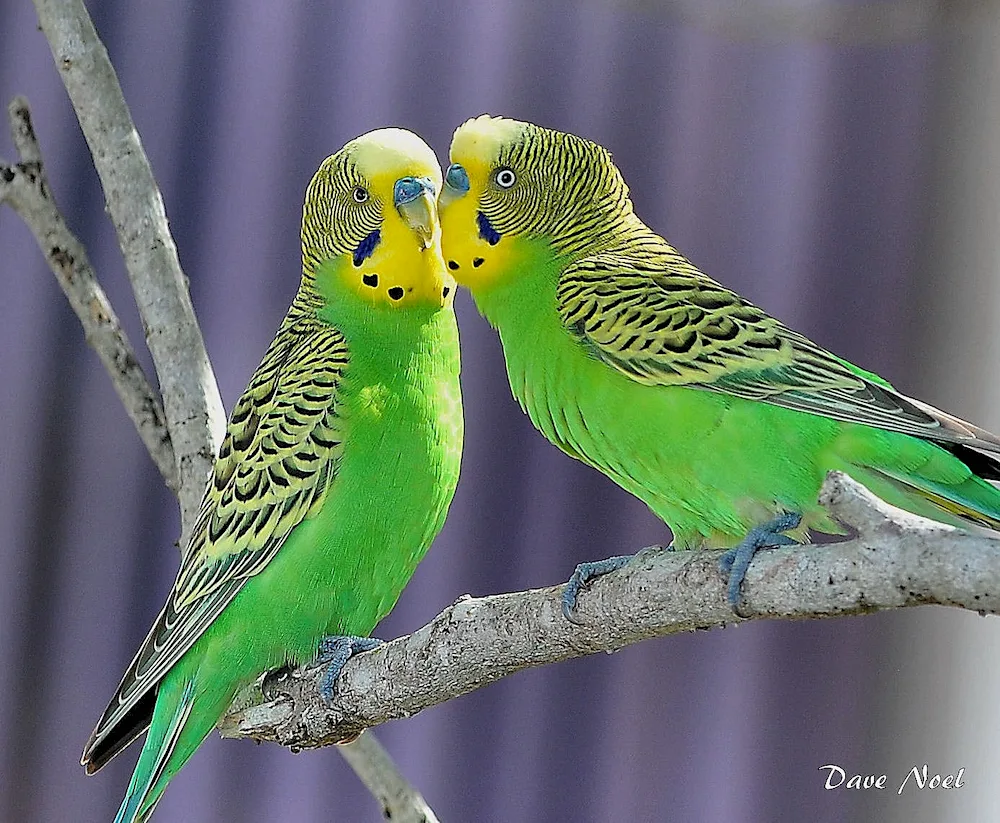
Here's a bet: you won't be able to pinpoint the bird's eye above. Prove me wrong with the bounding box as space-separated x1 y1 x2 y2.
494 168 516 189
352 186 369 203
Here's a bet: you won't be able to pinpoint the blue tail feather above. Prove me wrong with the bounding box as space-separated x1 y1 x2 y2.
114 679 195 823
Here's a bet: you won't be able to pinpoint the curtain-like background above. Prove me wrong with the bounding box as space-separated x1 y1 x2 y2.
2 2 998 821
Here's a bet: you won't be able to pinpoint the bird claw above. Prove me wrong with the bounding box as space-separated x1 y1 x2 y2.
561 553 641 623
316 635 383 704
719 511 802 614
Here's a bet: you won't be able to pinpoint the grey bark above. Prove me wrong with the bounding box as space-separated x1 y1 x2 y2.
10 1 1000 820
0 98 177 488
1 2 437 818
339 735 441 823
32 0 226 545
220 472 1000 750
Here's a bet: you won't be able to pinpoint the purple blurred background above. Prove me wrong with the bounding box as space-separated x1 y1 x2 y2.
3 1 1000 821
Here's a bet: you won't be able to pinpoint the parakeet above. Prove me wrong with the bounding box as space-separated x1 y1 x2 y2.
82 128 463 822
438 114 1000 611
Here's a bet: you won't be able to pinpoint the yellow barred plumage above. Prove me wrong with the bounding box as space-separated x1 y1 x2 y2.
556 240 1000 449
85 126 456 801
447 114 1000 456
86 296 348 767
301 149 382 277
84 142 384 770
557 238 795 383
478 122 633 259
176 302 347 609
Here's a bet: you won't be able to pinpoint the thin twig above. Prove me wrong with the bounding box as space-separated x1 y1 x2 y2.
22 2 439 813
220 472 1000 749
1 97 176 488
339 735 441 823
32 0 226 544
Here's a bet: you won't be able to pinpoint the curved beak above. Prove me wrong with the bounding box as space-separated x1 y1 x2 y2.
394 176 437 250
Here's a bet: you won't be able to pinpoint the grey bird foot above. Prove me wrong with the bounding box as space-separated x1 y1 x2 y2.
562 547 662 623
718 511 802 613
316 635 383 704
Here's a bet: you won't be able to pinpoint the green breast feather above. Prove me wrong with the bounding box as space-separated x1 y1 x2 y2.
84 127 463 823
441 114 1000 554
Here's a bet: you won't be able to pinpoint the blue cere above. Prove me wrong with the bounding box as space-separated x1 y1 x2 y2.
394 175 434 206
445 163 470 194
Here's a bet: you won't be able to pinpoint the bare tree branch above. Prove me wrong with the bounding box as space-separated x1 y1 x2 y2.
339 735 441 823
6 1 437 814
220 472 1000 749
1 97 177 488
32 0 226 543
24 0 995 814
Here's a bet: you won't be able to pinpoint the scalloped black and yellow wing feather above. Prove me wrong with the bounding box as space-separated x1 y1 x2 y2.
84 302 346 772
556 238 1000 455
444 113 1000 558
87 127 462 823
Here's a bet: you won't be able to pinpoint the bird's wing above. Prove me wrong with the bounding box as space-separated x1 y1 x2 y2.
84 309 348 768
557 245 1000 453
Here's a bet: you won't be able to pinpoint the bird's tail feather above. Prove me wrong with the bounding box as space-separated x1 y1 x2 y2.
114 679 196 823
869 466 1000 532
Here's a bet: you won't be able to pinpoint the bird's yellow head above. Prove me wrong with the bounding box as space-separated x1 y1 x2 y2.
303 128 454 309
439 115 633 295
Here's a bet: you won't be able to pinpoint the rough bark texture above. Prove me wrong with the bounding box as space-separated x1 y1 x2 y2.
10 3 1000 820
339 735 441 823
219 472 1000 749
0 98 177 488
32 0 226 543
4 4 434 817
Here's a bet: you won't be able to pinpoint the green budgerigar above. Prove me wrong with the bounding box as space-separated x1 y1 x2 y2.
439 114 1000 609
82 128 463 822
